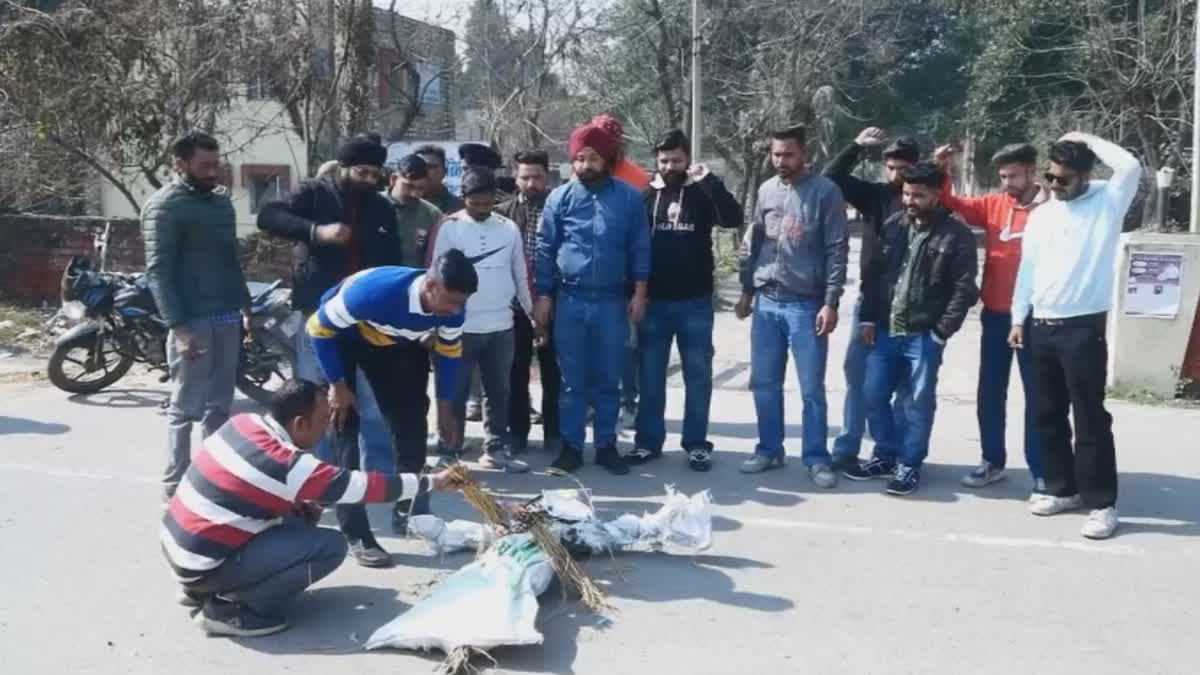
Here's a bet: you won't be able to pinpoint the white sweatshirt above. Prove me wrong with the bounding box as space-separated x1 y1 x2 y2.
431 211 533 334
1011 134 1142 323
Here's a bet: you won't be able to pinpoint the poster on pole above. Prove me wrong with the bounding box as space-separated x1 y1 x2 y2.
1123 252 1183 318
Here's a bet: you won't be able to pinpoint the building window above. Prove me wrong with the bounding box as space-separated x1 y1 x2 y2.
241 164 291 214
247 72 272 100
416 62 443 104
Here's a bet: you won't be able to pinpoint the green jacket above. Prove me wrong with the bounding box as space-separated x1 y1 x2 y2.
142 179 250 327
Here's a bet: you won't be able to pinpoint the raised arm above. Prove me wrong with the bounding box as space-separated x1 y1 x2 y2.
1068 132 1142 214
823 142 878 213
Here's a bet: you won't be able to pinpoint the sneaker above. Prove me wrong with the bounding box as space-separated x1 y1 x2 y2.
196 597 287 638
625 447 662 466
831 455 859 474
886 465 921 496
548 446 584 475
687 448 713 472
961 461 1007 488
1081 507 1119 539
843 457 896 481
1029 493 1082 516
740 454 784 473
808 464 838 489
465 401 482 422
595 445 630 475
177 589 210 616
348 540 394 568
480 449 530 473
1028 478 1048 504
621 406 637 431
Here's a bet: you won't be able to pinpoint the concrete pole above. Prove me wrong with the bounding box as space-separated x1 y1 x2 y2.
1191 0 1200 232
690 0 702 160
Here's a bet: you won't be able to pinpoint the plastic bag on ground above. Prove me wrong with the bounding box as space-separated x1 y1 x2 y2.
408 515 495 554
555 486 712 553
365 533 554 653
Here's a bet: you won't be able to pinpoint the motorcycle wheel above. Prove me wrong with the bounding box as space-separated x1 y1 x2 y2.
236 332 297 406
47 333 134 394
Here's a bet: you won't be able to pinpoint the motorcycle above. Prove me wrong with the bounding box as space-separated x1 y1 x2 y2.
47 251 298 406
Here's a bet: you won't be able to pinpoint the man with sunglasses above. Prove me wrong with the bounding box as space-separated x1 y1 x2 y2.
934 143 1048 498
1009 132 1141 540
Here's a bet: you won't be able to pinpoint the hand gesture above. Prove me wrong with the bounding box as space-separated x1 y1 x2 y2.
313 223 353 246
855 127 886 147
933 144 957 173
734 293 753 320
815 305 838 336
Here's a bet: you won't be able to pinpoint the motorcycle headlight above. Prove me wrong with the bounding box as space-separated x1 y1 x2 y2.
63 301 87 321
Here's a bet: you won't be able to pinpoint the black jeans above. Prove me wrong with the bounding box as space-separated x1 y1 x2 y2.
1030 313 1117 509
334 337 431 545
509 310 561 443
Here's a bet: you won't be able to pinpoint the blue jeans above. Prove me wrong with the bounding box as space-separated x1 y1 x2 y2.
748 295 830 465
864 327 944 468
832 299 908 460
295 320 395 472
622 328 638 409
635 297 715 453
978 310 1043 478
555 293 627 450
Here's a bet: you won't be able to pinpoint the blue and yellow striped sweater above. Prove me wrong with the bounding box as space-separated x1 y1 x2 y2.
306 267 464 400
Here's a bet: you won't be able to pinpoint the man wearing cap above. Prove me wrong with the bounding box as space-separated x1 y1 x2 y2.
430 169 534 473
387 154 442 267
257 137 414 563
824 127 918 474
534 122 652 475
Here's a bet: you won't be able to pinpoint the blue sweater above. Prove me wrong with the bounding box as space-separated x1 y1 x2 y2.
534 177 651 298
306 267 464 400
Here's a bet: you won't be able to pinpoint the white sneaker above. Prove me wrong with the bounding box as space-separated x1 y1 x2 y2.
1027 478 1048 504
1081 507 1119 539
1029 493 1082 516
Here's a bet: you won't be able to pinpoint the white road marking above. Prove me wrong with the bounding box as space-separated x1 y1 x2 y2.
0 462 1160 556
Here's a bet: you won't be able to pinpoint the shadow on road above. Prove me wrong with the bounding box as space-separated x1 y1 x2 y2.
232 585 414 657
68 388 167 409
0 415 70 435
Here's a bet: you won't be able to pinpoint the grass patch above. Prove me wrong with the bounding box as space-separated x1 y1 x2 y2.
1107 384 1200 408
0 304 51 347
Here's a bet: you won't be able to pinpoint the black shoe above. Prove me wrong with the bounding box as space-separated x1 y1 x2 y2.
196 597 287 637
831 455 859 474
549 446 584 475
624 447 662 466
687 448 713 472
349 539 394 568
843 457 897 481
886 464 921 496
595 445 630 475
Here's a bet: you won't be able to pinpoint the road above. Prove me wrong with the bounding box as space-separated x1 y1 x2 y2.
2 246 1199 674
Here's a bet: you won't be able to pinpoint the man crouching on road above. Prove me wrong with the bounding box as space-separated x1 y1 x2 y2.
161 379 456 637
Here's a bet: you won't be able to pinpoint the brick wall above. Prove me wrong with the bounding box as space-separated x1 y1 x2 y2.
0 214 294 306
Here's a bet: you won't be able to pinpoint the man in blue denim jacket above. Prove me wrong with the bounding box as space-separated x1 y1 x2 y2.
534 122 652 475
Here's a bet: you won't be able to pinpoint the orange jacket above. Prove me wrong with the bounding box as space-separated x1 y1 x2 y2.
940 180 1047 313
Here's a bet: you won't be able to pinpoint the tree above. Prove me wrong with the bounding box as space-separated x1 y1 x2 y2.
0 0 288 213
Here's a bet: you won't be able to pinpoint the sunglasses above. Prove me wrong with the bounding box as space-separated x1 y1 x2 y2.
1043 172 1072 186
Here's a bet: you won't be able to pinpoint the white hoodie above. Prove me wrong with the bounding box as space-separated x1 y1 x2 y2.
1011 134 1142 323
431 210 533 334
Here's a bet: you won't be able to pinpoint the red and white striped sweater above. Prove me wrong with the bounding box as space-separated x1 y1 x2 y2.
159 413 423 581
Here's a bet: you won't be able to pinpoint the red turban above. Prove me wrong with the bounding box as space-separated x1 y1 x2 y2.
568 124 620 165
590 114 624 140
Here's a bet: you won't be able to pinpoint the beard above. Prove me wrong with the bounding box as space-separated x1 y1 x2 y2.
661 170 687 187
182 172 216 193
577 168 606 184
